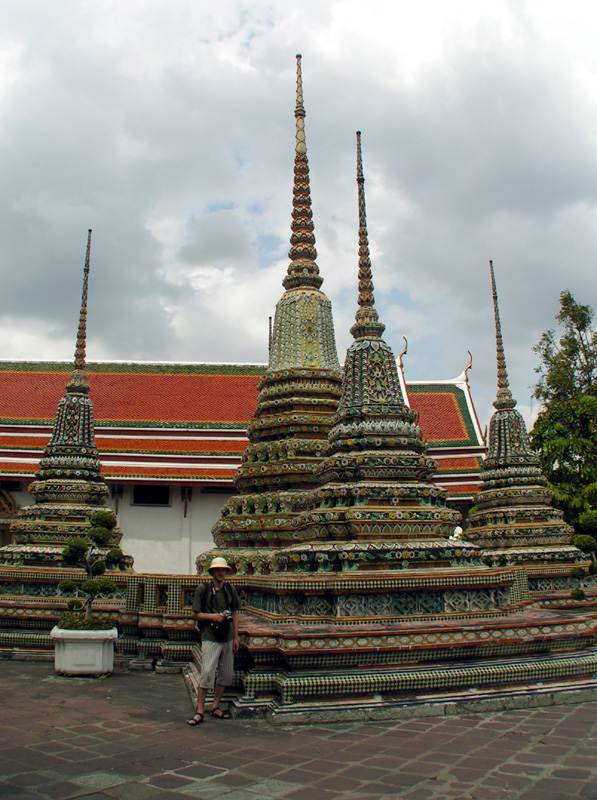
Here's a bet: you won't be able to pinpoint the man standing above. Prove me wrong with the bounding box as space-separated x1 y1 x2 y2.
187 557 240 724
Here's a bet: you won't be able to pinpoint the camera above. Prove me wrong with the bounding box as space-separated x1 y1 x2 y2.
222 610 233 621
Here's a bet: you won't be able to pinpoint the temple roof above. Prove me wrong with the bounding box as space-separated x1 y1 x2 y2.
0 360 484 496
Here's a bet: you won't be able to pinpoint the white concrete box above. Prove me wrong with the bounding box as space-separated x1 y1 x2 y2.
51 627 118 675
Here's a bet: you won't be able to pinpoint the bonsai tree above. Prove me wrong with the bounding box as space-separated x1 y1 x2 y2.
571 533 597 562
58 510 127 629
578 510 597 539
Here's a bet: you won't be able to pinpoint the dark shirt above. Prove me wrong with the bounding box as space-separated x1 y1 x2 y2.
192 581 240 643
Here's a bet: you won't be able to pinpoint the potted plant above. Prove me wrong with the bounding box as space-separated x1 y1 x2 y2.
51 510 127 675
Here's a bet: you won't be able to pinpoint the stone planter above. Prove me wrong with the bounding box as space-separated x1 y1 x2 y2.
51 626 118 675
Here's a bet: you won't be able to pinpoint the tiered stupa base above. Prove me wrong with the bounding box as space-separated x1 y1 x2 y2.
465 517 582 572
199 538 484 575
0 502 129 569
232 566 527 622
480 544 584 568
183 599 597 722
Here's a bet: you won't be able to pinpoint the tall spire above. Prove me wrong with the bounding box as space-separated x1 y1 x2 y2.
295 53 306 156
206 55 342 574
351 131 385 340
2 231 120 568
283 54 322 291
489 259 515 410
289 131 464 569
465 259 576 563
67 229 92 394
28 229 107 506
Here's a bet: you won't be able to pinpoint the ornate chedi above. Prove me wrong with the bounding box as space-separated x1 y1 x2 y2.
232 134 519 631
271 132 473 573
0 231 128 568
204 55 343 574
465 261 579 567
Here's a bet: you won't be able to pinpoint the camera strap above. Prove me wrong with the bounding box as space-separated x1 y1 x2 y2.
204 581 232 613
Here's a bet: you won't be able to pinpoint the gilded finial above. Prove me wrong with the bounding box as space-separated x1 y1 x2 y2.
66 230 92 394
350 131 385 340
464 350 473 379
489 259 515 410
283 55 322 291
398 336 408 367
295 54 306 156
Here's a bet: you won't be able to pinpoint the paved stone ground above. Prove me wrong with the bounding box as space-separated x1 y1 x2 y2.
2 660 597 800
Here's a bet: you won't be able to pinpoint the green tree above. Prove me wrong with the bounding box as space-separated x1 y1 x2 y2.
530 291 597 525
58 510 127 625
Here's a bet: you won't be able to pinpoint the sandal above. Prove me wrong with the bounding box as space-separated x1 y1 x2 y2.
187 713 204 726
210 707 230 720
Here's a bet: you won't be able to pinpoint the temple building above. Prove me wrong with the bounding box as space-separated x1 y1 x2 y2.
0 361 483 573
0 57 485 576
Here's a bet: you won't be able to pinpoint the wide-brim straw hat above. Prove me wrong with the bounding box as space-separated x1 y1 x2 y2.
208 556 231 572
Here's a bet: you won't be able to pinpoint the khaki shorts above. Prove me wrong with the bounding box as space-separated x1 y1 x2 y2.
199 640 234 689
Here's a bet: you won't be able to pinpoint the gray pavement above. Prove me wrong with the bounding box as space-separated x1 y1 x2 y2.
1 660 597 800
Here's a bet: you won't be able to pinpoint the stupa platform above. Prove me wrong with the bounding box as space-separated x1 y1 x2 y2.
181 603 597 721
208 651 597 723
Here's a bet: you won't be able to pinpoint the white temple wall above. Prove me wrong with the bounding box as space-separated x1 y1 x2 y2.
11 482 232 576
114 485 231 575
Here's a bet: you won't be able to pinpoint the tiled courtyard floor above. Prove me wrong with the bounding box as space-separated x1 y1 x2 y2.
1 660 597 800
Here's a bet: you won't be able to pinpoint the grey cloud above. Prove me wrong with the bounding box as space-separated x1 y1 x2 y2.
177 211 254 267
0 2 596 433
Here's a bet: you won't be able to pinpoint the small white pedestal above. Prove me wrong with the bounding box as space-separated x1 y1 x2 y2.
51 626 118 675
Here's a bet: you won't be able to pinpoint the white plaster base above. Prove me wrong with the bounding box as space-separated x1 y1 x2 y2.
50 626 118 675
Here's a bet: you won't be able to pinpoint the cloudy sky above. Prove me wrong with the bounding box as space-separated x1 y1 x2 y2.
1 0 596 431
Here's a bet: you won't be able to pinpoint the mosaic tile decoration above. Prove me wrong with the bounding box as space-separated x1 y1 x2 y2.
258 648 597 705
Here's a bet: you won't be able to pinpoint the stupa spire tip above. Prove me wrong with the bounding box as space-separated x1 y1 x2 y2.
284 54 322 291
489 259 515 409
350 130 385 340
68 229 93 392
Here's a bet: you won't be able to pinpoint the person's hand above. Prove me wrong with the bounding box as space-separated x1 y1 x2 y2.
232 636 239 653
212 613 225 622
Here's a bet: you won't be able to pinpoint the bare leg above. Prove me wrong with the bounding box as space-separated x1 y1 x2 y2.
187 686 208 725
196 686 208 715
212 682 225 710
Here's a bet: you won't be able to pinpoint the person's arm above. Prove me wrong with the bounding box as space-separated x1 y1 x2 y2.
231 611 239 652
193 610 225 623
230 584 240 652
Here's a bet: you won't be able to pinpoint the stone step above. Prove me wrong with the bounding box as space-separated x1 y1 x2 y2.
182 646 597 722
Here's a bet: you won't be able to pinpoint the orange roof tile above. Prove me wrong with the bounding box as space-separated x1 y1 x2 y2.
0 365 261 426
408 384 482 446
0 362 485 494
433 456 484 472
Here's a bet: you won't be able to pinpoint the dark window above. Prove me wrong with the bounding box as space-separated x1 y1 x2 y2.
182 588 195 608
132 485 170 506
0 480 21 491
0 527 13 547
156 585 168 608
